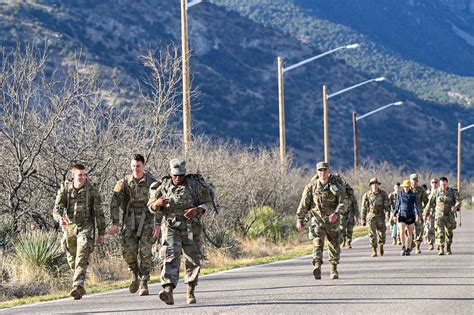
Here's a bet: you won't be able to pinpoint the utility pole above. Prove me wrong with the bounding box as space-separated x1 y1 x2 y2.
353 111 358 171
457 122 461 192
278 57 286 170
323 85 329 163
181 0 191 155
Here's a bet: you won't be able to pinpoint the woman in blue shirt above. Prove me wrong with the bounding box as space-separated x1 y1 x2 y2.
395 180 420 256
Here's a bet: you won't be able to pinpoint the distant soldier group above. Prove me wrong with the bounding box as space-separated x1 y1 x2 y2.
295 162 462 279
53 155 214 304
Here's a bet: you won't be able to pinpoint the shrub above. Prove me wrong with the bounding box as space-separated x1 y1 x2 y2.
8 230 68 287
245 206 294 243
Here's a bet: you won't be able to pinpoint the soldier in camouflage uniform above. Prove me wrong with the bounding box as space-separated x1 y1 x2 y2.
361 178 390 257
340 186 358 249
423 178 439 250
108 154 160 296
423 177 461 255
148 158 212 305
410 173 429 254
388 183 401 245
53 163 106 300
296 162 347 280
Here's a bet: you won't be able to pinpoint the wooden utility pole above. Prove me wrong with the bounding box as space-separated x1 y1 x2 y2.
353 112 358 171
181 0 191 155
278 57 286 170
323 85 329 163
457 122 461 191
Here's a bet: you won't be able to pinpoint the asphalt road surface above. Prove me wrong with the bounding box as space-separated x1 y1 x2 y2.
3 211 473 314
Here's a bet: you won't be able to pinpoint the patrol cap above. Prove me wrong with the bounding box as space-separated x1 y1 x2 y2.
169 158 186 176
369 177 381 185
409 173 418 181
316 161 329 171
401 179 411 188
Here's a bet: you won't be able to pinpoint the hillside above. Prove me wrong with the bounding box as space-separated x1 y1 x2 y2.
1 0 473 176
211 0 474 108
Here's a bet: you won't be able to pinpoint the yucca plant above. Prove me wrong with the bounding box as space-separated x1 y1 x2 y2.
11 230 68 282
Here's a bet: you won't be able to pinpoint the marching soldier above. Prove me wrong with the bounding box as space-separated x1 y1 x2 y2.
296 162 347 280
53 163 105 300
340 187 359 249
423 177 461 255
424 178 439 250
148 158 213 305
108 154 160 296
410 173 428 254
361 178 391 257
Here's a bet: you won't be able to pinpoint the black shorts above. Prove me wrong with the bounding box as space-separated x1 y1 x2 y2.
399 216 416 225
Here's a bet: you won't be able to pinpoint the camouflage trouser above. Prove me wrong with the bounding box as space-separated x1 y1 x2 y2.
435 213 457 247
159 219 203 288
423 215 435 245
367 215 386 247
414 216 424 245
309 216 341 266
119 208 157 281
61 224 94 287
339 216 355 243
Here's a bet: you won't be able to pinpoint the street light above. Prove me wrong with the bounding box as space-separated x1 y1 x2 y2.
457 122 474 192
353 101 403 170
181 0 204 156
323 76 385 163
277 44 360 169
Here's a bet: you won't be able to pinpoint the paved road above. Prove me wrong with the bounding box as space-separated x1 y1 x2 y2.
3 212 474 314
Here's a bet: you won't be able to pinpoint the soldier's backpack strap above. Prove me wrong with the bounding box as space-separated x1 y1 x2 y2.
186 173 219 215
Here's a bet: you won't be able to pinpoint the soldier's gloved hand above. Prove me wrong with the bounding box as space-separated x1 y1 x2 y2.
152 224 161 238
451 206 458 212
152 197 169 210
362 220 366 226
59 217 69 231
184 207 200 220
423 215 429 222
97 235 105 245
108 224 120 236
328 213 338 223
296 222 304 231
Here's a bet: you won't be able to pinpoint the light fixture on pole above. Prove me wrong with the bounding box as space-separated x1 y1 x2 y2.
277 44 360 169
323 76 385 163
353 101 403 170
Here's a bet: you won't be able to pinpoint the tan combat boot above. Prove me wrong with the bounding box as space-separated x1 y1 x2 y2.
342 239 346 248
159 284 174 305
438 245 445 256
446 243 452 255
70 286 82 300
129 270 140 294
138 280 149 296
415 243 421 254
186 284 196 304
378 244 384 256
312 265 321 280
330 264 339 279
78 285 86 297
347 240 352 249
371 246 377 257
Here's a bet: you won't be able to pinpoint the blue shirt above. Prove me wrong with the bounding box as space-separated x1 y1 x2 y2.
395 190 420 218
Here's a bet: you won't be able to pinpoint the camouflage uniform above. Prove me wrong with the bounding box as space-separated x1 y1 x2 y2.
361 188 390 254
110 172 157 282
296 172 347 270
53 180 105 288
423 189 436 247
148 174 212 289
340 192 358 247
423 187 461 254
412 185 428 246
388 191 400 243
